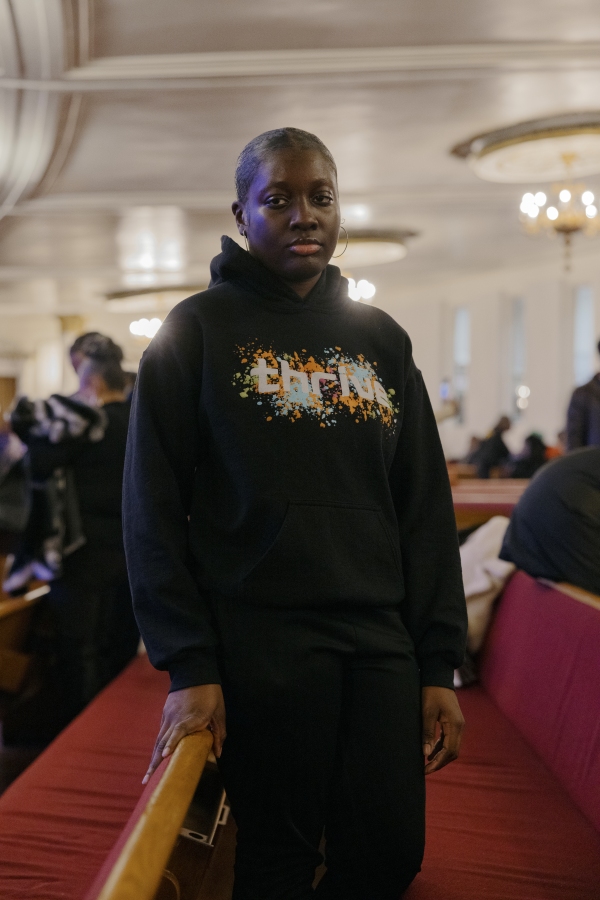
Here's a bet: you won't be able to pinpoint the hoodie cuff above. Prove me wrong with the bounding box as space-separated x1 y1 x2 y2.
168 649 221 693
419 655 456 690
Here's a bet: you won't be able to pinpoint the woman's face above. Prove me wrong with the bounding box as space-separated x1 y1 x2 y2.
232 148 341 296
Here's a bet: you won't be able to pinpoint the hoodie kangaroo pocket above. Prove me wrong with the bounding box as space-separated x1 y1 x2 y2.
240 501 402 604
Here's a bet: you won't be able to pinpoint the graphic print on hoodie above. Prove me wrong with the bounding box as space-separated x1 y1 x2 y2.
123 236 467 692
233 344 399 427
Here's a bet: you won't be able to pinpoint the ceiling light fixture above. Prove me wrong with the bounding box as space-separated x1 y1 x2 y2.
105 285 206 315
452 112 600 183
519 180 599 270
348 278 376 302
129 317 163 339
117 207 187 288
453 113 600 269
335 229 417 267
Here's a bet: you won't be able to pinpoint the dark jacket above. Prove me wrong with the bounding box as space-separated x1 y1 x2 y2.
566 374 600 451
500 448 600 596
26 401 130 549
123 236 467 692
473 431 510 478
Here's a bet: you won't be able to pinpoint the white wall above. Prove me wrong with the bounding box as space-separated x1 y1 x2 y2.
371 249 600 458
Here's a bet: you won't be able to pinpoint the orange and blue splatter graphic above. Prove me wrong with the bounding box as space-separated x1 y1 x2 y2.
233 344 399 427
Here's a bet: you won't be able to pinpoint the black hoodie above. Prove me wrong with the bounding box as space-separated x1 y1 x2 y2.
123 237 466 691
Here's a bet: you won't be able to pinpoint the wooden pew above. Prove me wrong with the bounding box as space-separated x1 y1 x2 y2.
452 478 528 530
0 585 48 695
551 581 600 612
405 573 600 899
0 654 236 900
89 731 212 900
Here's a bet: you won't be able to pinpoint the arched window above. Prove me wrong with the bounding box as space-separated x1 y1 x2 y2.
453 307 470 422
573 286 595 387
511 297 528 417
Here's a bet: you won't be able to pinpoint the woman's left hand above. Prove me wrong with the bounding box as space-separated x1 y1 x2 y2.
421 686 465 775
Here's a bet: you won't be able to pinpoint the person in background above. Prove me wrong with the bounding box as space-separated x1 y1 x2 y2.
463 435 482 464
500 448 600 596
566 339 600 450
504 433 547 479
0 428 30 557
472 415 511 478
11 340 138 726
69 332 123 378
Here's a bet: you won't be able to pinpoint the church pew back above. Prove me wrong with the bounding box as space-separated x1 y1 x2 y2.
86 730 213 900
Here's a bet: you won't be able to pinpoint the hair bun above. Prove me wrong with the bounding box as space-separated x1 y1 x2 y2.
76 333 124 364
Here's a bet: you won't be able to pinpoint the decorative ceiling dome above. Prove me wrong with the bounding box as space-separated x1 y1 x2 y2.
451 112 600 183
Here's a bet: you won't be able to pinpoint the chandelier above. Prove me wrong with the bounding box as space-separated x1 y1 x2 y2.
452 112 600 270
519 181 599 270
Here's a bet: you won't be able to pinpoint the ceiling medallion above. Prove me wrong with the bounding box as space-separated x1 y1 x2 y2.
453 113 600 268
451 112 600 183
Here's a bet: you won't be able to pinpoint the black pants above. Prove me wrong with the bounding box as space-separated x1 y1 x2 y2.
212 600 425 900
49 543 139 725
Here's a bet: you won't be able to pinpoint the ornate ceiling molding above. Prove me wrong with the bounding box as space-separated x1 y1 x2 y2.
63 43 600 81
2 41 600 91
0 0 81 220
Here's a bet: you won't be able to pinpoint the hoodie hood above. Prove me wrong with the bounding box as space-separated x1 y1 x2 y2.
209 235 349 312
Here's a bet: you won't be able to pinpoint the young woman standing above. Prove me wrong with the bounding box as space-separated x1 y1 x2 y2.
124 128 467 900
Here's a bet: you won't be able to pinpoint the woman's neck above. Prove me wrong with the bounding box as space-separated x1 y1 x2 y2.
285 273 322 298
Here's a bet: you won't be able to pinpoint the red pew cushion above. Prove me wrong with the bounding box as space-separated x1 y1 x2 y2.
480 572 600 832
407 687 600 900
0 655 169 900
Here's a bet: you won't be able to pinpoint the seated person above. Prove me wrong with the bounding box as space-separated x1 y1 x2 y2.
504 433 547 479
500 448 600 596
566 338 600 450
471 415 511 478
463 435 482 464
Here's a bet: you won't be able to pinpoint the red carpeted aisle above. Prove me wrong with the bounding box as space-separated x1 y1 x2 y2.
407 687 600 900
2 573 600 899
0 656 169 900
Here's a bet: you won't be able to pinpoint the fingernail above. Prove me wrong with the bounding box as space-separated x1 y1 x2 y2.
162 747 171 758
142 775 149 784
424 744 431 756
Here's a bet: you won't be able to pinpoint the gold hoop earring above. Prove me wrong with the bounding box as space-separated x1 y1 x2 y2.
332 223 348 259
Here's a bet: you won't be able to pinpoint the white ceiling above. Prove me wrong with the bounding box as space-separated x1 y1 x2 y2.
1 0 600 321
91 0 600 53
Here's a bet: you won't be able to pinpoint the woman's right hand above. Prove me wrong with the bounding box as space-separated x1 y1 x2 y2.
143 683 226 783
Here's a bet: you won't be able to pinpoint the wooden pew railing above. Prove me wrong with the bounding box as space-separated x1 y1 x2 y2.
0 584 49 694
93 730 213 900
